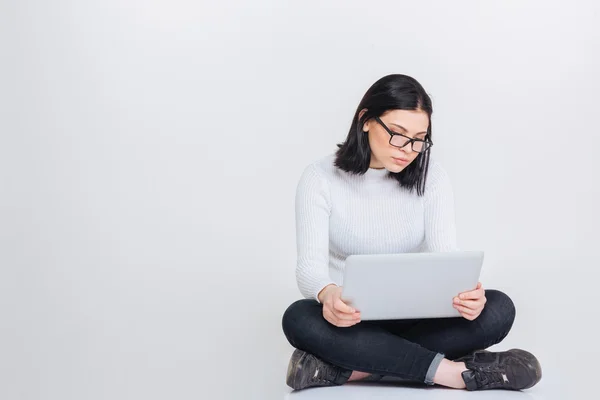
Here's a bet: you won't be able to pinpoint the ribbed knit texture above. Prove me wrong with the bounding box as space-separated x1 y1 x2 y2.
295 153 458 301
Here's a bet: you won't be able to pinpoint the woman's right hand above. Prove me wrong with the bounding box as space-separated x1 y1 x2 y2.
318 284 361 327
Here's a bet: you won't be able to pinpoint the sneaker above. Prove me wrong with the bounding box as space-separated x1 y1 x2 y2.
453 348 490 362
286 349 352 390
458 349 542 391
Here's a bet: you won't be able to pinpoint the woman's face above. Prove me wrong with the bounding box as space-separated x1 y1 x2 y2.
362 109 430 172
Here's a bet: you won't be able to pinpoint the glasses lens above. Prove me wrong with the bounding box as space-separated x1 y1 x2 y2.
412 140 426 152
390 135 410 148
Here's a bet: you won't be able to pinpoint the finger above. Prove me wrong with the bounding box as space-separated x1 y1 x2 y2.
324 314 338 327
458 282 483 299
456 307 478 321
454 304 477 316
463 310 482 321
459 288 484 300
324 309 343 326
323 307 334 321
333 298 356 314
333 310 361 321
454 298 483 310
458 289 481 300
325 308 359 327
325 304 360 321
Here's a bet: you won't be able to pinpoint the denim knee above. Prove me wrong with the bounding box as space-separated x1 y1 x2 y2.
281 299 319 347
481 290 516 343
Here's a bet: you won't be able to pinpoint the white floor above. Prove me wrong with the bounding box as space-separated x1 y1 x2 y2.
284 383 548 400
281 357 578 400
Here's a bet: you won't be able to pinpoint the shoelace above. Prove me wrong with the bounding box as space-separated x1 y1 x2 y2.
310 363 339 384
474 369 507 388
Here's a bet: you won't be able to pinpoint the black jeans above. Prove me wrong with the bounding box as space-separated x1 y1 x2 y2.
282 289 516 385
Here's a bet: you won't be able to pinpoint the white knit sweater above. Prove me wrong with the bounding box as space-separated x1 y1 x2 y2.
295 153 458 302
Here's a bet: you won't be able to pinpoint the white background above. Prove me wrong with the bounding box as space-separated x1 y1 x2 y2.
1 1 598 399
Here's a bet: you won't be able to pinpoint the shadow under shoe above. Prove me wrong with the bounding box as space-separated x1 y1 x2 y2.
458 348 542 391
286 349 352 390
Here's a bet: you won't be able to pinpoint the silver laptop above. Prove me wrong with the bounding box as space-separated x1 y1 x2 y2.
341 251 484 320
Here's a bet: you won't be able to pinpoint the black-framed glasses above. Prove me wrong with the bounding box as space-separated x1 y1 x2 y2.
373 116 433 153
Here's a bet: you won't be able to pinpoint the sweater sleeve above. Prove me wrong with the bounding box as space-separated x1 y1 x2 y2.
422 161 459 252
295 164 337 302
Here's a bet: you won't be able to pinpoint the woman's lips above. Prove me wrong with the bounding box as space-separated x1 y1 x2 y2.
392 156 409 165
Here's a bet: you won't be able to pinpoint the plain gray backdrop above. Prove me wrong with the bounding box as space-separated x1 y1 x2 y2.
1 1 599 399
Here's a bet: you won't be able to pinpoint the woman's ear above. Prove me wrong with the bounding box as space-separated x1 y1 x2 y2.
358 108 370 132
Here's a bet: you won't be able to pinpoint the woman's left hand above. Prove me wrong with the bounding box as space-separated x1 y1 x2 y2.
453 282 486 321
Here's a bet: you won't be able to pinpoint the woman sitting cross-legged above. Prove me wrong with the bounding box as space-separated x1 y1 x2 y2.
282 74 542 392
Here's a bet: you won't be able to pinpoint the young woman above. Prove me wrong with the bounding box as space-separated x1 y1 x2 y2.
281 74 542 392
